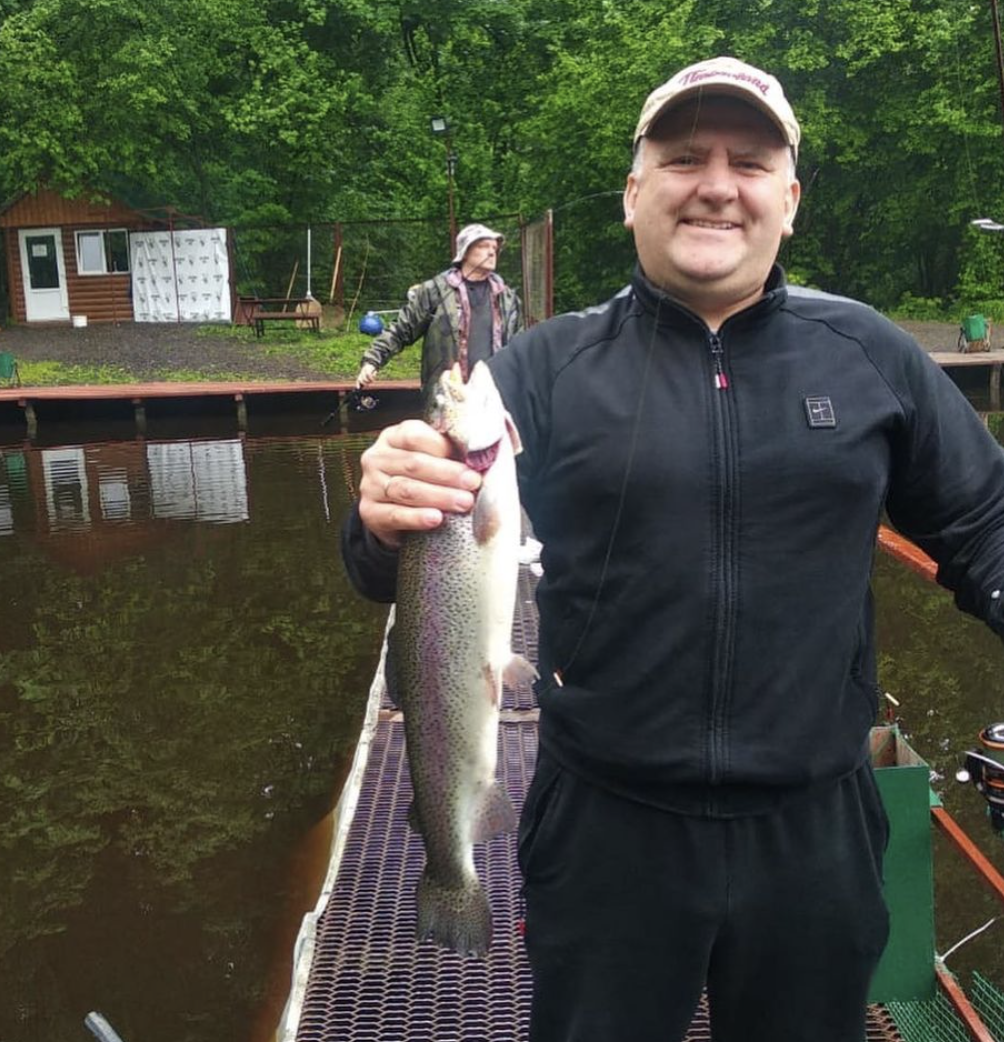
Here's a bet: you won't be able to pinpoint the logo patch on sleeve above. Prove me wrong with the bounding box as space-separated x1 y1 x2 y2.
804 396 836 428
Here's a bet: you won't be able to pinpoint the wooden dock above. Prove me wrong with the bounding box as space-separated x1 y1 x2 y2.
929 349 1004 408
0 378 421 438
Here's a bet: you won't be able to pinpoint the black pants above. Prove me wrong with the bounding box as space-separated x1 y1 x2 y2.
518 754 890 1042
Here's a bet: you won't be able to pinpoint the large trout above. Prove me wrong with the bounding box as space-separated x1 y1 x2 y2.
386 361 536 957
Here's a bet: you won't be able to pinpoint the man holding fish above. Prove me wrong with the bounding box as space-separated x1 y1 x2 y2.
343 56 1004 1042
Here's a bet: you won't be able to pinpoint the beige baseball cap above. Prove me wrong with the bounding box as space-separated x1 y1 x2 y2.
633 56 801 160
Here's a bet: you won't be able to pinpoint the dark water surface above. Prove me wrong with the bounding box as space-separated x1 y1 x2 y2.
0 430 388 1042
4 403 1004 1041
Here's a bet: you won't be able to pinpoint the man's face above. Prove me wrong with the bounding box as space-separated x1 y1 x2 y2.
623 96 800 326
461 238 499 279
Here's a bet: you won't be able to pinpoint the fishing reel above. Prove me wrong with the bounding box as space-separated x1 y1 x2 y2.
345 388 379 412
956 723 1004 833
320 388 379 428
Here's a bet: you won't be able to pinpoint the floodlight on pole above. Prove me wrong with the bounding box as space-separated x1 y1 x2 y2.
430 116 458 255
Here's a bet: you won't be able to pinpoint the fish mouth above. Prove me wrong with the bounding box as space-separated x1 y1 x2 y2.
465 440 500 472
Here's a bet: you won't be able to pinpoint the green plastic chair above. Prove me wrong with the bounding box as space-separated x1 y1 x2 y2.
0 351 20 387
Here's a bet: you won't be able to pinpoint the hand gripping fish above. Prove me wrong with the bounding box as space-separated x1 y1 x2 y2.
386 361 537 957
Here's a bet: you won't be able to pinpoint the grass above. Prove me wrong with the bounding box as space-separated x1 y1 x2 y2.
7 324 422 386
17 360 138 385
253 326 420 380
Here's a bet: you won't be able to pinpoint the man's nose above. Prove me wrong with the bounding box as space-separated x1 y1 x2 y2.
696 156 738 202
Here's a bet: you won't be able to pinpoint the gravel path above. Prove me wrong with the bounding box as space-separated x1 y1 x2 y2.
0 321 342 382
0 317 964 385
893 320 962 353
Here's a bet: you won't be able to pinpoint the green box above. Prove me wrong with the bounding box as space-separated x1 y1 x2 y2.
868 726 937 1002
963 314 989 342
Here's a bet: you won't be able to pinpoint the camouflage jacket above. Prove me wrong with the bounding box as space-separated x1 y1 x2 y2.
361 267 523 395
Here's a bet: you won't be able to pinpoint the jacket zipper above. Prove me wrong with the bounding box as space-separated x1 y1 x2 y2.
707 331 737 792
710 331 729 389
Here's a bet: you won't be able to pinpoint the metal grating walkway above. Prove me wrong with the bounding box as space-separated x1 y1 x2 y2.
287 565 908 1042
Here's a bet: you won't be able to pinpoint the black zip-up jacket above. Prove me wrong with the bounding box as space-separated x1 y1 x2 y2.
343 265 1004 817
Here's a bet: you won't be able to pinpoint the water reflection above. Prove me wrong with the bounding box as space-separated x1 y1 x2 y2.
147 441 249 524
1 438 252 537
0 432 387 1042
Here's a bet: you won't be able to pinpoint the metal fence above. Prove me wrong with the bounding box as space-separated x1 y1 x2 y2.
91 199 637 332
229 214 538 330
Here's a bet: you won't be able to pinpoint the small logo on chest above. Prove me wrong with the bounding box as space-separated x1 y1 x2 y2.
804 396 836 429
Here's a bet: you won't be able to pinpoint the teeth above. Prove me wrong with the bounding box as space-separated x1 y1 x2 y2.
688 220 735 229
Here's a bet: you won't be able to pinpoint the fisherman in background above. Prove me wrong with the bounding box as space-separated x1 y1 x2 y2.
341 57 1004 1042
354 222 523 402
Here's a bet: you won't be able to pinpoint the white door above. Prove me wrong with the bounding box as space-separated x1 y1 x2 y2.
18 228 69 322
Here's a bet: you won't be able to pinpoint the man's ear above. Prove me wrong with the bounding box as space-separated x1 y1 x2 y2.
623 173 639 230
782 178 801 238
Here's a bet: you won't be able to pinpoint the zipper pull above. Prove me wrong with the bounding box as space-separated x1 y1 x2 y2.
709 333 729 390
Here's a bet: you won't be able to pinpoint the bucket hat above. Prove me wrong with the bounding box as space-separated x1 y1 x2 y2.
452 223 504 265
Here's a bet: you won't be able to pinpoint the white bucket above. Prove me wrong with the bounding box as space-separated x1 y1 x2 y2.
71 315 87 328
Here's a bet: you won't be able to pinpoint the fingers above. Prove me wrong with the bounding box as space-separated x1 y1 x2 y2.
356 363 377 388
358 420 482 548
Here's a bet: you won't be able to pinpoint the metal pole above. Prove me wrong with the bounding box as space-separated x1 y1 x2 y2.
446 139 457 256
991 0 1004 145
306 226 313 298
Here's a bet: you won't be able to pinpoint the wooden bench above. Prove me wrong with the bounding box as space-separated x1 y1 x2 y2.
245 297 322 338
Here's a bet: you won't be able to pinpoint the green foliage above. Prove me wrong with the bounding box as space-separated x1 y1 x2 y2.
889 294 950 321
956 226 1004 310
987 411 1004 441
0 0 1003 309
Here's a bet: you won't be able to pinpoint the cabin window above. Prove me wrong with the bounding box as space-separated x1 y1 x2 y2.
75 229 130 275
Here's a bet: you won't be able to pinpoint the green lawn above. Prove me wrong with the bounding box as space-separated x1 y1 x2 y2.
12 325 421 386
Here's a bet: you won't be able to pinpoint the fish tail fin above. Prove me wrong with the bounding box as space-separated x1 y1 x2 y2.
474 780 517 842
417 872 492 957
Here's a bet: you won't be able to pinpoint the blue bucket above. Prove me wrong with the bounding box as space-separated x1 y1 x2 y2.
359 311 384 336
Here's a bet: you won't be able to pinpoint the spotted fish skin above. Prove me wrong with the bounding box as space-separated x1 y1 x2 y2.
387 362 536 957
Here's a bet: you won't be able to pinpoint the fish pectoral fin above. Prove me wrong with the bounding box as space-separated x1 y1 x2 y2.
473 781 518 842
471 482 501 544
503 653 538 689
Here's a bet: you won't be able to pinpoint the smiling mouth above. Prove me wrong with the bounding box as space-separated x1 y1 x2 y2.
684 219 740 230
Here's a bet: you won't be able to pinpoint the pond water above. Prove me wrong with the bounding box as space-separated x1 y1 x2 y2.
3 390 1004 1041
0 428 389 1042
